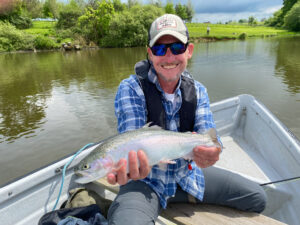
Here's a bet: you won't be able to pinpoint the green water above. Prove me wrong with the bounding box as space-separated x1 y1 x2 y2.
0 37 299 186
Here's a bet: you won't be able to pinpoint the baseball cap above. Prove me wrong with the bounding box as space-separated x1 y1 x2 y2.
148 14 189 47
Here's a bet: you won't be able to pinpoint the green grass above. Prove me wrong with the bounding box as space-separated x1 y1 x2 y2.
24 21 56 36
186 23 296 40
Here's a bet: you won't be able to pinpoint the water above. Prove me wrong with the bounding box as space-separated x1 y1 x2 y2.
0 37 299 186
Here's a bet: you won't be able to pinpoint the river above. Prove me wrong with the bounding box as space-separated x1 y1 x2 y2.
0 37 299 186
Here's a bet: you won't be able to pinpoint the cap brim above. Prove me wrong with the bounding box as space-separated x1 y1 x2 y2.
149 30 188 47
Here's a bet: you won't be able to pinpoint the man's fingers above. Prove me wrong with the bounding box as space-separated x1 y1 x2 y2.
128 151 140 180
116 158 128 185
137 150 150 178
107 173 117 185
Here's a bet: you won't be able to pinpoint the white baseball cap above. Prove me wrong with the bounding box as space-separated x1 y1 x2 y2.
148 14 189 47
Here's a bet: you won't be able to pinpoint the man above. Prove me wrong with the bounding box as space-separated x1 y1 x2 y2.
107 14 266 225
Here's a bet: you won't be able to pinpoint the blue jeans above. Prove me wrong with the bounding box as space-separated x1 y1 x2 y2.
107 166 267 225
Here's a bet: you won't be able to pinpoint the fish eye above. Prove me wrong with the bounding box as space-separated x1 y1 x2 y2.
83 164 90 169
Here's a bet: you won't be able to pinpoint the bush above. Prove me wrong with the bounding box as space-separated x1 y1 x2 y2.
101 5 164 47
56 10 82 29
284 2 300 31
238 33 247 40
34 35 57 50
8 13 32 29
0 22 34 51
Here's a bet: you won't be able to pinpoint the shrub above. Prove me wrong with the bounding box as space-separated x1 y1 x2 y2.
56 10 82 29
34 35 57 50
238 33 247 40
0 22 34 51
101 5 164 47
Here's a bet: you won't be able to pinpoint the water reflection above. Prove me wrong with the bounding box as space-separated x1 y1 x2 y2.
274 37 300 94
0 47 146 143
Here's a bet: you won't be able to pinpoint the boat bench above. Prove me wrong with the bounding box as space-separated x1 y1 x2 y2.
91 178 286 225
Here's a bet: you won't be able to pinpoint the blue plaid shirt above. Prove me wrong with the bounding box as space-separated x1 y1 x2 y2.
114 65 218 208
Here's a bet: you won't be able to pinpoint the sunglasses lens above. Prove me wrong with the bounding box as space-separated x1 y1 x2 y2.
151 43 187 56
151 44 167 56
170 43 186 55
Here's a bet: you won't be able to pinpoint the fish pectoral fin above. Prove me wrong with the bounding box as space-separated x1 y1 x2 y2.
159 159 176 164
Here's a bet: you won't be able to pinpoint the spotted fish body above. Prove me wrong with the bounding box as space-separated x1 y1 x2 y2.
74 125 218 184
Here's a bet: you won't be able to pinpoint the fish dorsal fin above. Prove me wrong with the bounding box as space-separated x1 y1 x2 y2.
142 122 163 131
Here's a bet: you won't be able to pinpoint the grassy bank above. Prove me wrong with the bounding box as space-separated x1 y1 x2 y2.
25 21 297 44
187 23 296 41
1 21 299 53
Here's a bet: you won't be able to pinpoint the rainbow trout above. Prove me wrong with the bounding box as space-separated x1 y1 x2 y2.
74 125 218 184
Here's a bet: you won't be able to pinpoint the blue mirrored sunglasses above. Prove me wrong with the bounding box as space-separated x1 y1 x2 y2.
150 42 188 56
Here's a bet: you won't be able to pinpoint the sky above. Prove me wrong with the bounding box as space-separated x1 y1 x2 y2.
125 0 284 23
60 0 283 23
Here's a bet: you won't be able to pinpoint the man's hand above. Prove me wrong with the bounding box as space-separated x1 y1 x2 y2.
193 145 221 168
106 150 150 185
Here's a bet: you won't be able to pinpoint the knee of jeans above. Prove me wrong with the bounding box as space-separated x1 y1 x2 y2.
250 188 267 213
108 203 156 225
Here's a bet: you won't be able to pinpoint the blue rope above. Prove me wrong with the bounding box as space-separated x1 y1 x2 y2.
52 143 94 211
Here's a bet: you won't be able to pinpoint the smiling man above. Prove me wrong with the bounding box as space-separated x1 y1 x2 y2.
107 14 266 225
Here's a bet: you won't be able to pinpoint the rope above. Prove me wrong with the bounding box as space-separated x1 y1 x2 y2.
52 143 94 211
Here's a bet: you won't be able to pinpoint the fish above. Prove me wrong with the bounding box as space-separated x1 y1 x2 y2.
74 124 219 184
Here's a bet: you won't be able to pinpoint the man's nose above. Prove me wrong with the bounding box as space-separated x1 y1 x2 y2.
165 47 175 59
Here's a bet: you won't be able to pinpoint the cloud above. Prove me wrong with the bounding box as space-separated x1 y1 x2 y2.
169 0 283 14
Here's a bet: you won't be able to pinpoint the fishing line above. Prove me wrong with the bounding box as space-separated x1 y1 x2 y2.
52 143 94 211
260 176 300 186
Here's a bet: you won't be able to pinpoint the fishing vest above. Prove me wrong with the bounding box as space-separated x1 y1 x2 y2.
135 60 197 132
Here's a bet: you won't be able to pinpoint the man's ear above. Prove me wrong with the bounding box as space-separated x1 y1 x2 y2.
147 47 153 61
187 43 194 59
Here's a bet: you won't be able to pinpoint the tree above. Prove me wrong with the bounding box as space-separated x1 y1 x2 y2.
43 0 60 19
22 0 43 18
0 0 32 29
164 2 175 14
238 19 247 23
127 0 139 9
185 0 194 22
284 1 300 31
0 0 19 15
112 0 126 12
266 0 298 27
175 3 187 20
78 0 115 43
248 16 257 26
102 4 163 47
56 0 83 29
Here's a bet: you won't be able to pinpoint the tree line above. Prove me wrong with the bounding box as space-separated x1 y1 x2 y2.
0 0 194 49
264 0 300 31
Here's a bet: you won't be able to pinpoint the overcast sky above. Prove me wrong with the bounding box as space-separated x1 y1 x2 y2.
126 0 283 23
60 0 283 23
188 0 283 23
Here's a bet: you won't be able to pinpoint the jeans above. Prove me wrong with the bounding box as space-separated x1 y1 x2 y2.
107 166 267 225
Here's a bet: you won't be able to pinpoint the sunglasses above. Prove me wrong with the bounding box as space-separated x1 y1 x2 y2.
150 42 188 56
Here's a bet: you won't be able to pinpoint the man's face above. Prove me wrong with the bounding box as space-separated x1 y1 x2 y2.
147 35 194 84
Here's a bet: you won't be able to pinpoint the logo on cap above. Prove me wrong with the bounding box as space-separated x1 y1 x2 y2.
157 17 177 30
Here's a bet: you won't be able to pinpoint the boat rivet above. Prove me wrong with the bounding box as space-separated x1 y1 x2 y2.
8 191 13 196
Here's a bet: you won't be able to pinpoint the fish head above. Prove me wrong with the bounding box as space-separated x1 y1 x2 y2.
74 156 113 184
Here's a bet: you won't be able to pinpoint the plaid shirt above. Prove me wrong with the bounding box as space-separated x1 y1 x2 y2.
114 65 218 208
